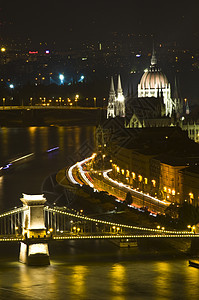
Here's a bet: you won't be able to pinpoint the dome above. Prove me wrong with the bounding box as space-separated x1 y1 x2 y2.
139 67 169 89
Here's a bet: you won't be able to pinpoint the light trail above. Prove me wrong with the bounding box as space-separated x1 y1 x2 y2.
46 147 59 153
10 153 34 163
67 153 96 187
65 155 193 236
103 169 170 207
0 153 34 172
67 163 80 185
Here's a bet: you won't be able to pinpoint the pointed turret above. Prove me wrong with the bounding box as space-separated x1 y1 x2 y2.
117 74 123 95
151 43 157 66
110 76 115 93
109 76 116 99
107 76 116 118
185 99 190 115
173 75 183 116
173 76 179 99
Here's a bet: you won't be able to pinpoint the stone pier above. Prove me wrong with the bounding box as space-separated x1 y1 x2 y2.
19 194 50 265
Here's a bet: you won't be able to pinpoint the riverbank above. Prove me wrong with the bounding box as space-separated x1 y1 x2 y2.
55 168 194 256
0 107 106 127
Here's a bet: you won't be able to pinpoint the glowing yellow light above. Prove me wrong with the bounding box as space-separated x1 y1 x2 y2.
144 178 148 184
121 169 124 175
172 189 175 195
151 179 156 187
132 172 135 179
138 175 142 182
29 243 49 255
163 186 167 192
117 167 120 173
189 192 194 199
1 47 6 52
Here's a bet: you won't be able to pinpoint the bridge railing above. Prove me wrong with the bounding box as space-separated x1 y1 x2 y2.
0 207 25 236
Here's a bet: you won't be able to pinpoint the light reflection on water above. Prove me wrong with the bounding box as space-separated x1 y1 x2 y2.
0 127 199 299
0 258 198 300
0 126 95 211
110 263 126 300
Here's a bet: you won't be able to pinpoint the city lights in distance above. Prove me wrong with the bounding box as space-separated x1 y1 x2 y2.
78 75 85 83
59 74 64 84
1 47 6 52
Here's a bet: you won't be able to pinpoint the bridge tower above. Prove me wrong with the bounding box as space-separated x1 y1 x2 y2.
19 194 50 265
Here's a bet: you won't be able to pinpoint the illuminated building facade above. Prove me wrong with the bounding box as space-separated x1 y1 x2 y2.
137 47 178 117
104 126 199 205
180 167 199 206
107 75 125 118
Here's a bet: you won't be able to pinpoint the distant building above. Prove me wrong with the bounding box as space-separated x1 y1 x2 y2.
137 46 177 117
101 125 199 205
107 75 125 118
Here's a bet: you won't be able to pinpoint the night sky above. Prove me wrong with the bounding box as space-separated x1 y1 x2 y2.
1 0 199 47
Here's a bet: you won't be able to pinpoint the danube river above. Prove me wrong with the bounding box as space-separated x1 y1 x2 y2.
0 126 199 300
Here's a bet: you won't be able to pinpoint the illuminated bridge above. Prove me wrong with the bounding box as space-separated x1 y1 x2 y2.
0 192 197 265
1 153 197 265
0 106 104 111
0 197 196 242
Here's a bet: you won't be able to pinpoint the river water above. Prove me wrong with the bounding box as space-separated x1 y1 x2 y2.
0 126 199 300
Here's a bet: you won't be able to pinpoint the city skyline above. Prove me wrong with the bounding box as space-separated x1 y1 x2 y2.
1 1 199 47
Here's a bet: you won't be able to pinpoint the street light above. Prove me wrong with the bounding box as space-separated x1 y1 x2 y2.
2 98 5 109
75 94 79 106
59 74 64 85
93 97 96 107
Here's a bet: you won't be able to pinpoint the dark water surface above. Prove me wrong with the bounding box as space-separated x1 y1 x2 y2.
0 126 199 300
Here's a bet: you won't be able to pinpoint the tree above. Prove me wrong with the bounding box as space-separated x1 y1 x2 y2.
124 192 133 205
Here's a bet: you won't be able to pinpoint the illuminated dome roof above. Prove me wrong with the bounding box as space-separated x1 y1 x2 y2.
139 47 169 89
139 68 169 89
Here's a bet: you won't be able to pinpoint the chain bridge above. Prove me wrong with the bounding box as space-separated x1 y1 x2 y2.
0 193 197 265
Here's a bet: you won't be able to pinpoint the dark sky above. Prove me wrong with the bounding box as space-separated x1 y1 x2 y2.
1 0 199 47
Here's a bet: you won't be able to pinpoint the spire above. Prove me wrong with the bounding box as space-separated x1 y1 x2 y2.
109 76 116 100
110 76 115 93
107 76 116 118
117 74 123 95
185 99 190 115
151 42 157 66
173 76 179 99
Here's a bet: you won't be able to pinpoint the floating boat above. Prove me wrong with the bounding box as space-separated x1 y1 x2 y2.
112 238 138 248
189 259 199 268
